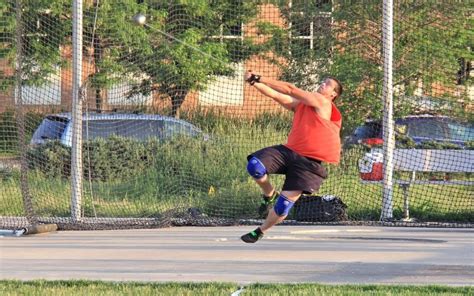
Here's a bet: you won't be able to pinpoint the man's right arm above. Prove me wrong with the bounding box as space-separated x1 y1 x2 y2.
246 71 332 119
252 82 299 111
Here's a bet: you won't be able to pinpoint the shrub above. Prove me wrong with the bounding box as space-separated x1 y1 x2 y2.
0 110 45 154
27 140 71 178
28 136 152 180
417 140 462 150
83 136 150 181
466 140 474 150
395 134 416 149
26 135 228 183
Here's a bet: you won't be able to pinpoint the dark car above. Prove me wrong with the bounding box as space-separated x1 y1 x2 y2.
31 112 207 147
344 115 473 148
345 120 384 146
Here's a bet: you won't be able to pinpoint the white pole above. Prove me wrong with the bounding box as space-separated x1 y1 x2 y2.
71 0 83 222
15 0 36 223
381 0 395 221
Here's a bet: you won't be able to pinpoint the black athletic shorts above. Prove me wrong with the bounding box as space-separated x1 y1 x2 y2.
248 145 328 194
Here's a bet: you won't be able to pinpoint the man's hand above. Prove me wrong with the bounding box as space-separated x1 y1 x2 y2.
245 70 261 85
244 70 299 111
245 70 253 83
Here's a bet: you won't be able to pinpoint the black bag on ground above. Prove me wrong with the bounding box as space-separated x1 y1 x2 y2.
293 195 348 222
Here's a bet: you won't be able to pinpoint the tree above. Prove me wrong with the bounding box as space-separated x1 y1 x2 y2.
0 0 71 91
331 2 472 122
1 0 260 117
108 0 260 117
261 1 473 133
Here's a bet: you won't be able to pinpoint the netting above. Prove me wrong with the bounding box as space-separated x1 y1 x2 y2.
0 1 472 230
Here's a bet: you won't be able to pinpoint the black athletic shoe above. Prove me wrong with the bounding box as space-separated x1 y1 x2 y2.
258 191 278 218
241 228 263 243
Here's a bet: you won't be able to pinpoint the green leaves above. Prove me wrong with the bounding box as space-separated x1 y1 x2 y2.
0 0 71 88
2 0 261 117
331 2 471 129
87 0 259 116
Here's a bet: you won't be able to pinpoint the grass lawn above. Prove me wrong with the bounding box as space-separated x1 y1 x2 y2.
1 167 472 222
0 280 472 296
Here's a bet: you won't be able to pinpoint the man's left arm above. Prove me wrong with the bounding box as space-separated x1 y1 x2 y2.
256 75 331 114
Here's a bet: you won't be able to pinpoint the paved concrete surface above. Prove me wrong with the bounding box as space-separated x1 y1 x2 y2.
1 226 473 285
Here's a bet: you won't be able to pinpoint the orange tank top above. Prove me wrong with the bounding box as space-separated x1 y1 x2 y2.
284 102 342 164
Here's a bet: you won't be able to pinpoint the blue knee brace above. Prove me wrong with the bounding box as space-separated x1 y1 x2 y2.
274 194 295 216
247 156 267 179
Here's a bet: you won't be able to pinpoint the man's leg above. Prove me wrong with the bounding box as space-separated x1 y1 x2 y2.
254 174 275 197
241 190 302 243
247 156 275 196
247 156 280 217
260 190 302 232
254 174 280 217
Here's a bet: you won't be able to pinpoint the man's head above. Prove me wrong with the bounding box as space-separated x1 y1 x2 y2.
317 77 343 101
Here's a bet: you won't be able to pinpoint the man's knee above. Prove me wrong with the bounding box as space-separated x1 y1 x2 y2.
273 194 295 216
247 156 267 179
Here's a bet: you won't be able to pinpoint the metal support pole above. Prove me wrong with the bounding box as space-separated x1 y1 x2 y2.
381 0 395 221
15 0 37 224
402 184 410 220
71 0 83 222
403 171 416 221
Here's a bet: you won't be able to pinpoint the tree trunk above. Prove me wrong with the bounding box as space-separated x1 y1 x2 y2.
92 13 107 112
95 88 106 112
170 89 187 118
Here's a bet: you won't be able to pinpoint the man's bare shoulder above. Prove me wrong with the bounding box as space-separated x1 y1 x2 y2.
314 99 332 120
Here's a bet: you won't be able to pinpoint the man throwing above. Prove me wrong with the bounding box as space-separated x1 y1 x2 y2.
241 71 343 243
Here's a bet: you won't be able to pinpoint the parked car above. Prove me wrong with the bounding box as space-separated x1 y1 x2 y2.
31 112 207 147
345 119 384 146
344 115 474 148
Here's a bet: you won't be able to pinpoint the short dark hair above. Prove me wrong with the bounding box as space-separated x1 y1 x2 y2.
327 76 343 100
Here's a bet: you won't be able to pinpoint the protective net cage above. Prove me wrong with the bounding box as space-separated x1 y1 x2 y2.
0 1 472 231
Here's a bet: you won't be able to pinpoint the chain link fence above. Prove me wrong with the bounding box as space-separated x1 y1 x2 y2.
0 1 472 231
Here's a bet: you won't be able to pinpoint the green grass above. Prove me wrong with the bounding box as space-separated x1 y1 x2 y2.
0 167 471 222
0 151 19 157
0 281 472 296
245 283 473 296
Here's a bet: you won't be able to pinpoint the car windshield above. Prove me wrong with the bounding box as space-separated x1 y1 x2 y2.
82 119 197 141
448 122 474 142
38 117 68 140
408 119 446 139
354 123 381 138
